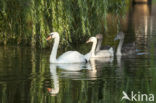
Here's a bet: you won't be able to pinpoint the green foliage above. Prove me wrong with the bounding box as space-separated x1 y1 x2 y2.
0 0 130 48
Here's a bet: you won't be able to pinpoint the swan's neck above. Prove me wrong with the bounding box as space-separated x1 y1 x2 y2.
50 37 60 63
96 39 102 52
117 38 124 55
91 40 97 57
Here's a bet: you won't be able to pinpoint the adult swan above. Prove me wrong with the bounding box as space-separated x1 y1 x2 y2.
46 32 86 63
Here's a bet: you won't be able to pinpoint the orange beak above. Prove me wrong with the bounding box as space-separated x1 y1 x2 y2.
86 39 90 43
46 36 52 41
47 88 52 92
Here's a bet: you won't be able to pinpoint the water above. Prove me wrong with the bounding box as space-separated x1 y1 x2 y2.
1 3 156 103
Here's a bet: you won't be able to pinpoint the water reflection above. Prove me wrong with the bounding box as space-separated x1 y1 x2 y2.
47 57 114 96
58 63 87 71
58 63 90 80
128 3 152 50
87 58 99 79
47 64 59 96
0 45 155 102
116 56 124 77
47 61 96 96
116 55 136 78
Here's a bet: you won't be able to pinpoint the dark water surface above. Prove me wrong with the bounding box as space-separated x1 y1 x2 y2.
1 3 156 103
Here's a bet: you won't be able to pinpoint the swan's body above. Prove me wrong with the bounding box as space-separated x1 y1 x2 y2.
84 52 91 61
47 32 86 63
114 32 136 56
85 34 113 61
94 48 113 57
57 51 86 63
86 37 114 59
84 34 103 61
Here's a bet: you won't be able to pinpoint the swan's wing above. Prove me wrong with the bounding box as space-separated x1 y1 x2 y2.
122 42 136 53
84 52 91 61
95 57 114 63
95 50 113 57
57 51 86 63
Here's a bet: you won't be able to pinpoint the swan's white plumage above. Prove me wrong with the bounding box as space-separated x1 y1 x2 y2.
57 51 86 63
47 32 86 63
84 52 91 61
95 48 114 57
86 37 114 60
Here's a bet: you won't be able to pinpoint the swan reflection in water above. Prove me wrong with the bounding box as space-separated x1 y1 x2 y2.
47 63 89 96
58 57 113 79
47 57 113 96
47 64 59 96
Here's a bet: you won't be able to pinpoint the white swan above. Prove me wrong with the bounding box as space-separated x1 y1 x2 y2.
84 34 113 61
85 34 103 60
46 32 86 63
86 37 114 59
114 32 136 56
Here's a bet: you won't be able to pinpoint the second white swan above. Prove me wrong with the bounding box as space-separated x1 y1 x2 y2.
86 37 114 59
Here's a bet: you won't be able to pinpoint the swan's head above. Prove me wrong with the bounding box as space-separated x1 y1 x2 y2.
96 34 103 40
46 32 59 41
47 88 59 96
86 37 97 43
114 32 124 41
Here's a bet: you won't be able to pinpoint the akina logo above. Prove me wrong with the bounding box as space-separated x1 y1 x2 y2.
121 91 154 102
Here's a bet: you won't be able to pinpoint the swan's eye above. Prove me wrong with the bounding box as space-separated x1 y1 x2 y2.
50 33 54 38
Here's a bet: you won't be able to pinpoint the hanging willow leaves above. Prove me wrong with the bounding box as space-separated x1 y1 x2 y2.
0 0 130 48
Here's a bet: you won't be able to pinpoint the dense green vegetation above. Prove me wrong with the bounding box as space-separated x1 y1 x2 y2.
0 0 130 48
